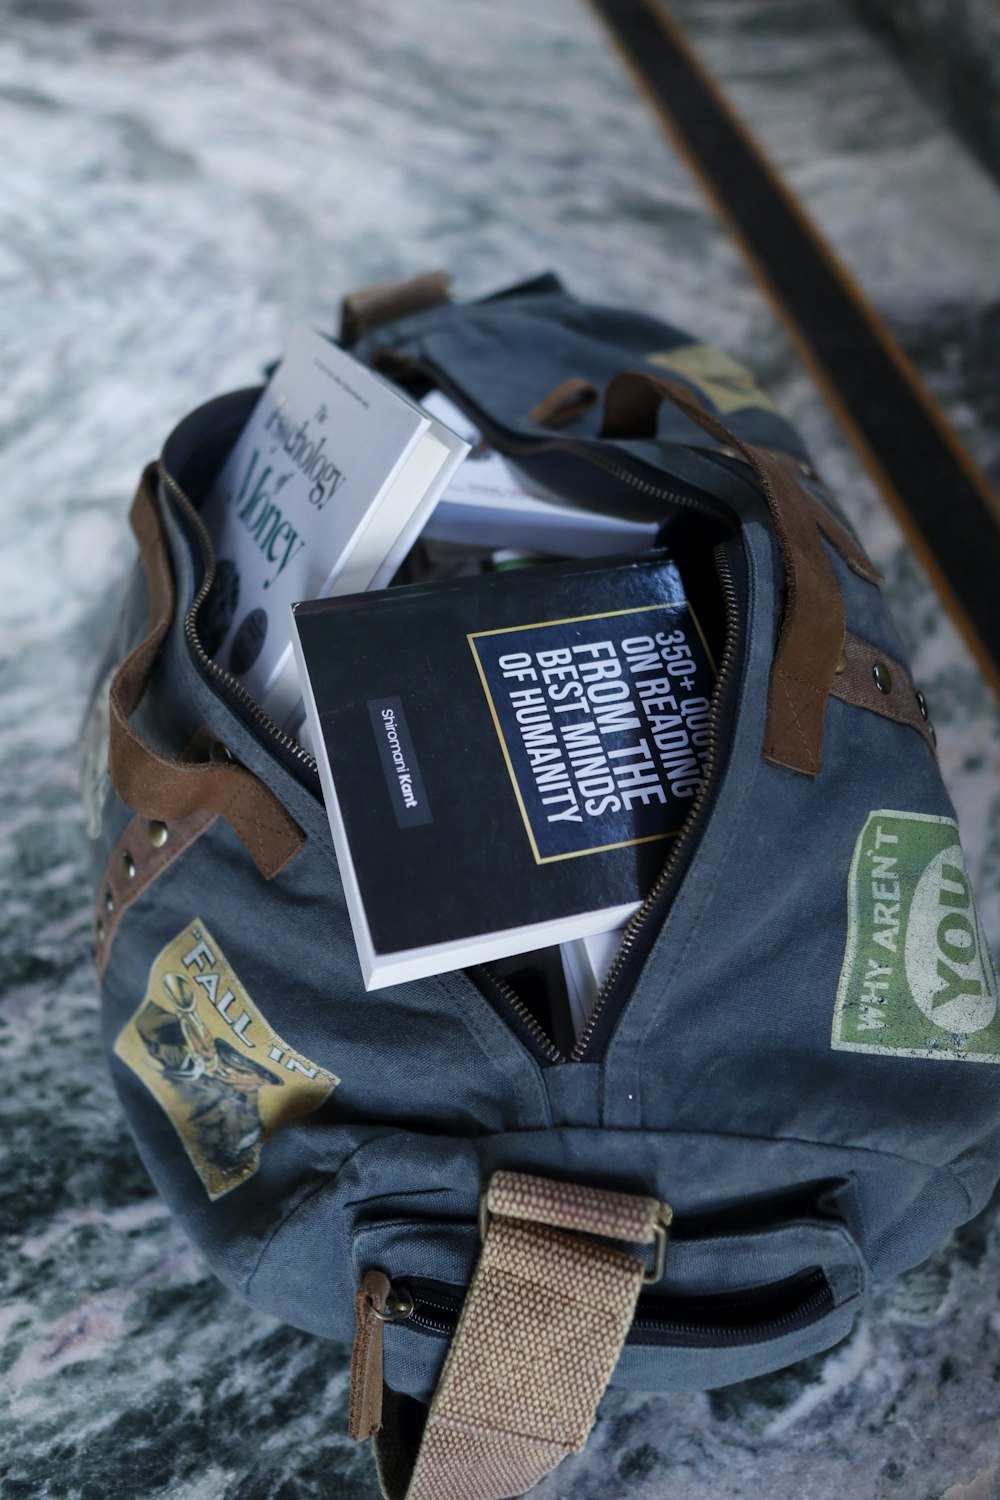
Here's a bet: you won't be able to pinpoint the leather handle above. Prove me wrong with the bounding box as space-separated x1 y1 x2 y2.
601 369 849 777
340 270 452 348
106 466 305 880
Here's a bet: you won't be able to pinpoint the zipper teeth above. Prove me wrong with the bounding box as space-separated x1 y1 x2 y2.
157 459 319 771
472 440 726 1064
474 965 563 1064
567 543 740 1062
404 1273 831 1340
633 1284 831 1340
568 444 723 519
159 389 737 1062
390 353 730 524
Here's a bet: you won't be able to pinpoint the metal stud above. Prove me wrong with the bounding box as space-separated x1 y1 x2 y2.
147 819 169 848
915 690 929 721
209 740 233 764
104 888 114 914
96 918 105 942
872 660 892 695
120 850 136 881
835 650 848 675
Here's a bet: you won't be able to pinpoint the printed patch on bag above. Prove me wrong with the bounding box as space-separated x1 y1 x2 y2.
114 920 339 1198
832 811 999 1062
647 343 779 416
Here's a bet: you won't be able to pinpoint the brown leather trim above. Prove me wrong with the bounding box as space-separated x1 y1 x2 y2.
526 377 600 429
340 270 452 348
830 631 937 755
600 370 845 776
350 1269 391 1442
809 495 884 585
761 450 884 586
107 469 306 881
95 804 216 981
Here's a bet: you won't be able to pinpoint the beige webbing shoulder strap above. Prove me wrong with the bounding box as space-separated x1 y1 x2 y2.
362 1171 671 1500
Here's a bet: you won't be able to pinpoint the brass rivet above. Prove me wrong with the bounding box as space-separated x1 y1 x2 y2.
872 661 892 694
835 650 848 675
209 740 233 764
915 690 929 721
147 819 169 848
104 888 114 914
120 850 136 881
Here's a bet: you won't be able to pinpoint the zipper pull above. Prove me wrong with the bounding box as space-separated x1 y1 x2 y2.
348 1271 414 1440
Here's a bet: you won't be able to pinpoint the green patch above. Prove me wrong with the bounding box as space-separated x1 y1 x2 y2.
832 811 999 1062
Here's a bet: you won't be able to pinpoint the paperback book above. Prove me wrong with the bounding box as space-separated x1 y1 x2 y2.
419 391 660 557
199 325 468 725
291 551 717 989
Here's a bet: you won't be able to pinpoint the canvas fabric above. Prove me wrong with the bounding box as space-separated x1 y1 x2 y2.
85 274 1000 1499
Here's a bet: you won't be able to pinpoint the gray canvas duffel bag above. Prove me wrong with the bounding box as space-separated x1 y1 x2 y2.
83 272 1000 1500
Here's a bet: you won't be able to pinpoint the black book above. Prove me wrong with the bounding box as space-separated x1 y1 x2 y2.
290 551 716 989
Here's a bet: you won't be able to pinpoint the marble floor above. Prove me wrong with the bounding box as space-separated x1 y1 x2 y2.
1 1 999 1497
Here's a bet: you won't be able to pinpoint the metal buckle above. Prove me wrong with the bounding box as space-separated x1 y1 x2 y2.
478 1192 672 1284
643 1209 672 1285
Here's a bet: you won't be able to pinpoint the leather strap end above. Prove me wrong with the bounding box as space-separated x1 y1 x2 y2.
108 469 306 882
526 377 599 429
350 1269 392 1441
340 270 451 347
830 632 937 755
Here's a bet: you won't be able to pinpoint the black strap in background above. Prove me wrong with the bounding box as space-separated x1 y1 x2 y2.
588 0 1000 699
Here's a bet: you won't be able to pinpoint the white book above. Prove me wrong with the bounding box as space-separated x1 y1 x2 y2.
199 326 469 719
560 925 627 1038
418 391 659 558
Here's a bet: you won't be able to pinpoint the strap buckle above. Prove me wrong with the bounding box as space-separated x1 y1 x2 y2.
478 1191 672 1284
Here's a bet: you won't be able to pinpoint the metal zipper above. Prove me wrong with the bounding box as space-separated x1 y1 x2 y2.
472 964 564 1064
385 1267 832 1347
157 459 320 774
158 377 741 1063
377 350 732 524
568 542 741 1063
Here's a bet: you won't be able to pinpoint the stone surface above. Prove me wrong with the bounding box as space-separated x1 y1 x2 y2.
1 1 999 1497
852 0 1000 183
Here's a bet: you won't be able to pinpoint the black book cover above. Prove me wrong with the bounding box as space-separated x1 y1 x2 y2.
291 551 716 986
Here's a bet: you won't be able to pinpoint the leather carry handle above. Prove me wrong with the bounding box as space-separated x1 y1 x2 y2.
600 369 849 777
340 270 452 348
106 466 305 880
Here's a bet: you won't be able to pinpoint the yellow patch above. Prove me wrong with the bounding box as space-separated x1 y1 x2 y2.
115 920 339 1199
648 343 779 416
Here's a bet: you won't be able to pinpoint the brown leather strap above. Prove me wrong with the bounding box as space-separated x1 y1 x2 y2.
831 631 937 754
340 271 452 348
805 489 884 587
107 467 305 881
373 1172 670 1500
351 1269 393 1441
600 370 849 776
95 802 216 980
526 377 600 429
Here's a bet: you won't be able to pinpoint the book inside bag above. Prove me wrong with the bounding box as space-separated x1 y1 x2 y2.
179 356 743 1059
